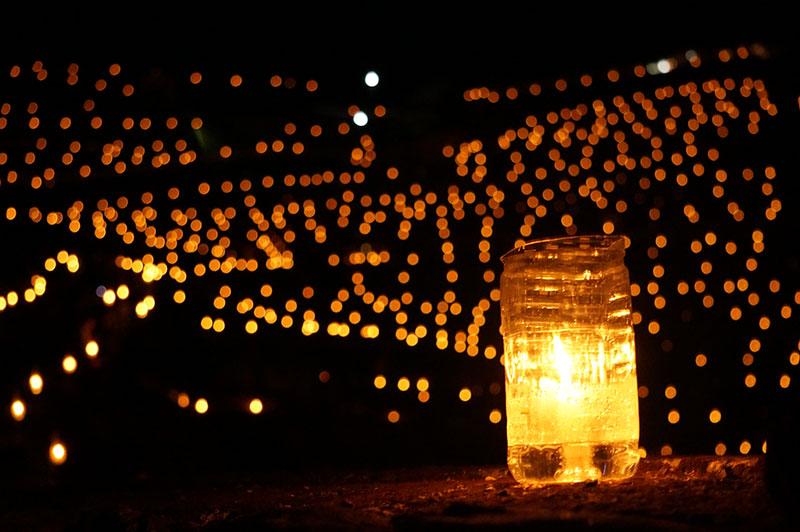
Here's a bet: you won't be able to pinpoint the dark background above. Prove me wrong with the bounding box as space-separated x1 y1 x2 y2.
1 6 798 487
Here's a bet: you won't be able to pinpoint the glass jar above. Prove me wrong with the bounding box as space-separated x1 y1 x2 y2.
500 235 640 484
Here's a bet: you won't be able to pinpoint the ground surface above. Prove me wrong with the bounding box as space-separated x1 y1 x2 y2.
2 456 795 531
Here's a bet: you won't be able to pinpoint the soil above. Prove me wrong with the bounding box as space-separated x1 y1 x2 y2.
2 456 795 531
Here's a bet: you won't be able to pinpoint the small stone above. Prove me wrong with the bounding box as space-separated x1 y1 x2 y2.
706 461 728 480
728 463 750 479
667 458 682 469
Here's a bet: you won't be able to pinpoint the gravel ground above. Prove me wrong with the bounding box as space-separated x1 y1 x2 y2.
2 456 795 531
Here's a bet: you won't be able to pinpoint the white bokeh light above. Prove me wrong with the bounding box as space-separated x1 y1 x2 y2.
657 59 671 74
353 111 368 126
364 71 379 87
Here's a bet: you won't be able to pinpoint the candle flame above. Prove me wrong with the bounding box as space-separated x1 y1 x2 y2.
594 340 607 384
552 333 572 387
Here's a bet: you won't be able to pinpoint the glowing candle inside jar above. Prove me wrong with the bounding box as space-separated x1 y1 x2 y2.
501 235 640 484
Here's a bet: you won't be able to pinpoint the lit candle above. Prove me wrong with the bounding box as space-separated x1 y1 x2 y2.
501 235 640 484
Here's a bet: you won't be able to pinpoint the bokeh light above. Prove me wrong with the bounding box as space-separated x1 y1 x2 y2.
249 398 263 414
364 71 379 87
49 442 67 465
0 41 796 472
11 400 26 421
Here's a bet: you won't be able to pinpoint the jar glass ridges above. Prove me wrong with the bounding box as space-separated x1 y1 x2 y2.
500 235 640 484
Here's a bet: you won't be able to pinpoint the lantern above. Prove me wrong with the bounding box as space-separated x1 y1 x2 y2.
500 235 640 484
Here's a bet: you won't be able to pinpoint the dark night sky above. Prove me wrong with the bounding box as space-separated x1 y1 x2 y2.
7 4 795 77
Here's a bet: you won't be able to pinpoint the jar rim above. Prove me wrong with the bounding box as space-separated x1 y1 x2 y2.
500 234 627 262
